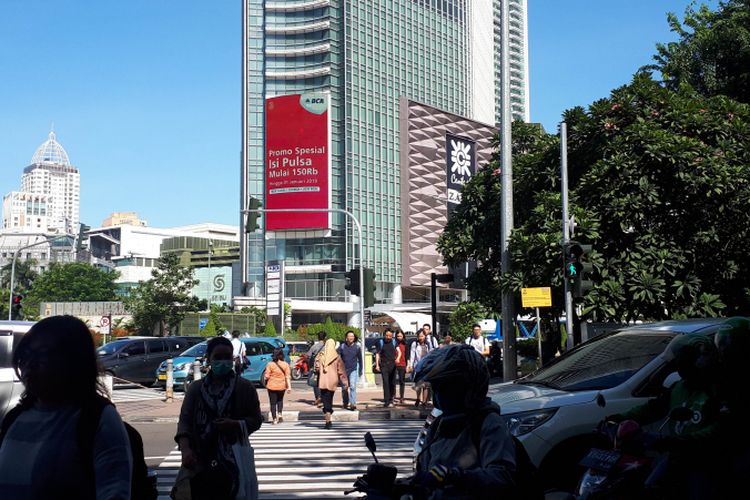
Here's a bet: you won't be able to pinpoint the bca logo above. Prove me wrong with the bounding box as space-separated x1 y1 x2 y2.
300 93 327 115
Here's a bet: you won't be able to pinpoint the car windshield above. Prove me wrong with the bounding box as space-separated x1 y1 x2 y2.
181 342 208 357
522 331 675 391
97 340 130 356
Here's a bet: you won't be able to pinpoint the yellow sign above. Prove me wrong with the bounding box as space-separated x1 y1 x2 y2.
521 287 552 308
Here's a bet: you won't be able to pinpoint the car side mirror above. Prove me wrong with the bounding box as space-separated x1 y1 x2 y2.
662 372 681 389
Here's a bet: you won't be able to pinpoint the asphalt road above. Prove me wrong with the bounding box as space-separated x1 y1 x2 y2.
131 422 181 468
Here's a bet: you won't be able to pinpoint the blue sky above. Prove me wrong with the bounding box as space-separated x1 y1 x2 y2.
0 1 714 228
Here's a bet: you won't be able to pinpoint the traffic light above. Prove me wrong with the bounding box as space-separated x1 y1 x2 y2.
344 268 361 296
362 267 376 308
246 197 261 233
11 294 23 320
564 242 593 298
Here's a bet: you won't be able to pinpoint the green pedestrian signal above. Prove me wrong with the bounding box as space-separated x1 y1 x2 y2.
563 241 593 298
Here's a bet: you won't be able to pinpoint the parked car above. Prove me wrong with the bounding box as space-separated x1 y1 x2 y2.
155 336 290 388
0 321 36 420
97 336 203 385
413 319 725 490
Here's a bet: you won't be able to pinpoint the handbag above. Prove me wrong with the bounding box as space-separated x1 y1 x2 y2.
233 421 259 500
307 369 319 387
169 466 194 500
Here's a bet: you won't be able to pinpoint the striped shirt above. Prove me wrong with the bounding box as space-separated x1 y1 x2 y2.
0 403 132 500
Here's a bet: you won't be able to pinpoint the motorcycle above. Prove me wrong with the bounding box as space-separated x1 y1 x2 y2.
574 406 694 499
292 353 310 380
347 432 428 500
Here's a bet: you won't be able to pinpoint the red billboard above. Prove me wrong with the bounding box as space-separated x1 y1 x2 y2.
265 93 331 231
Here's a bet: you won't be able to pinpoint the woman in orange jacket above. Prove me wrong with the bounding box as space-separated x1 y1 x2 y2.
263 348 291 424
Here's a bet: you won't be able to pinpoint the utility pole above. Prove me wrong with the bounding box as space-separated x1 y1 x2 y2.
500 0 516 381
560 122 574 350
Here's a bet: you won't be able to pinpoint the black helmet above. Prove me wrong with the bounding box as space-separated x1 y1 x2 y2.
715 317 750 366
414 344 489 409
664 334 717 383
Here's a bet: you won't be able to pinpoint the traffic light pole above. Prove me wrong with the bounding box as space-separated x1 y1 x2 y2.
241 207 371 387
560 122 574 350
8 233 74 320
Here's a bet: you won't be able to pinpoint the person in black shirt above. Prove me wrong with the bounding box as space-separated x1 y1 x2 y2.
375 328 397 408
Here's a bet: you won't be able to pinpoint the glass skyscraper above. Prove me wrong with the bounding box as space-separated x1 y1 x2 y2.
241 0 529 320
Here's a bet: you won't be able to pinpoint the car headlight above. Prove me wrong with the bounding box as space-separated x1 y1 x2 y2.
578 470 607 496
503 408 557 436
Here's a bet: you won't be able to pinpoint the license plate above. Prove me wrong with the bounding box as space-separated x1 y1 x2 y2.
579 448 621 472
158 374 167 381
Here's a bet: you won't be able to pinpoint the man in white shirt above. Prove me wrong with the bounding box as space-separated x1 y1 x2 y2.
230 330 247 372
465 324 490 357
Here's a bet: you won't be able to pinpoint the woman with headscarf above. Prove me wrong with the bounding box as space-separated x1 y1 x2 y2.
315 338 349 429
175 337 263 499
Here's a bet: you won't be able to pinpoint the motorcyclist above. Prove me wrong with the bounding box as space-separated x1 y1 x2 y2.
412 344 516 499
605 333 721 498
714 317 750 496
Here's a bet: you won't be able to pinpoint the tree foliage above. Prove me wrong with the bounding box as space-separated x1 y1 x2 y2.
646 0 750 103
0 259 38 292
25 263 119 307
439 75 750 322
447 301 488 343
124 253 201 336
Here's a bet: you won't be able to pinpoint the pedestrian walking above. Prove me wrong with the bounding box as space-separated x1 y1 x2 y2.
409 330 433 408
466 324 491 358
375 328 398 407
315 339 349 429
338 331 363 410
420 323 440 350
441 335 453 347
306 332 327 407
231 330 247 374
0 315 133 500
175 337 263 500
395 330 408 404
263 348 291 424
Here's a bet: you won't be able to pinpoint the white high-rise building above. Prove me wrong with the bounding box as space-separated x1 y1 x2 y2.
2 192 51 232
21 131 80 233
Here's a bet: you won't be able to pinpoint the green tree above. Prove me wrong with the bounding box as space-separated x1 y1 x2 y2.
124 253 201 336
447 302 488 343
0 259 38 292
25 263 119 311
645 0 750 103
264 320 278 337
240 306 267 334
440 75 750 322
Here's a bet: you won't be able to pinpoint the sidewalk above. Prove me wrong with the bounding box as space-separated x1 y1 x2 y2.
118 383 431 423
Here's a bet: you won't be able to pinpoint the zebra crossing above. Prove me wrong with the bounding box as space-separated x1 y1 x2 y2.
156 419 424 499
111 387 183 404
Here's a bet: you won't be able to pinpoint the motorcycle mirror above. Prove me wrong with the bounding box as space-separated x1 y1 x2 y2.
596 393 606 408
364 432 378 463
669 406 694 422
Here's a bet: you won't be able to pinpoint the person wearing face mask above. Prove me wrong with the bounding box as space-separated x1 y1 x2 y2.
175 337 263 500
412 344 516 499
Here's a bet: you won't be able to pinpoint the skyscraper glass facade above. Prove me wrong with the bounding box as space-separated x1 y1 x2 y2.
242 0 528 306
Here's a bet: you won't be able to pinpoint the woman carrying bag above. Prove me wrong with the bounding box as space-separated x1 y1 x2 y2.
263 349 291 425
174 337 263 500
315 339 349 429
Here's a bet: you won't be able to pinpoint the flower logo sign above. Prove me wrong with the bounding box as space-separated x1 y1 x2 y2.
446 134 476 206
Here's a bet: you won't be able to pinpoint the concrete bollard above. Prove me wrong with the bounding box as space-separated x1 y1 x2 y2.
193 360 202 381
165 358 174 403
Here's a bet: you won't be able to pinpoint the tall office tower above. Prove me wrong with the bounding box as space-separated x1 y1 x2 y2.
241 0 529 320
495 0 530 123
21 131 80 233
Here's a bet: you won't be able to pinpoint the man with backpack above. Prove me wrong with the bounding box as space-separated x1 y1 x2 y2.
421 323 440 350
375 328 398 408
465 324 490 358
412 344 518 499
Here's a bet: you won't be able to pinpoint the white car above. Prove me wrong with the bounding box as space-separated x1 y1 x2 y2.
0 321 36 420
497 318 725 488
415 318 724 489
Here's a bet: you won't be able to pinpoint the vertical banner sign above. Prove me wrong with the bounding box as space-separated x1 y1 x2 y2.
446 133 477 211
266 261 281 316
265 93 331 230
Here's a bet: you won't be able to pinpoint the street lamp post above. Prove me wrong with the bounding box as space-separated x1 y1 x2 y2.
8 233 73 320
207 240 213 311
241 207 372 387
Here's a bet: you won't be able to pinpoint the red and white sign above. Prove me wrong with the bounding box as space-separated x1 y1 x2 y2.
265 93 331 231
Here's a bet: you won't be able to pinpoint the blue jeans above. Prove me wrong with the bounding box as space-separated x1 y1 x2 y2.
342 369 359 406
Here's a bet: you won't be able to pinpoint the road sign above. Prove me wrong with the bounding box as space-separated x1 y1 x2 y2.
199 318 208 330
100 316 110 327
521 287 552 308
